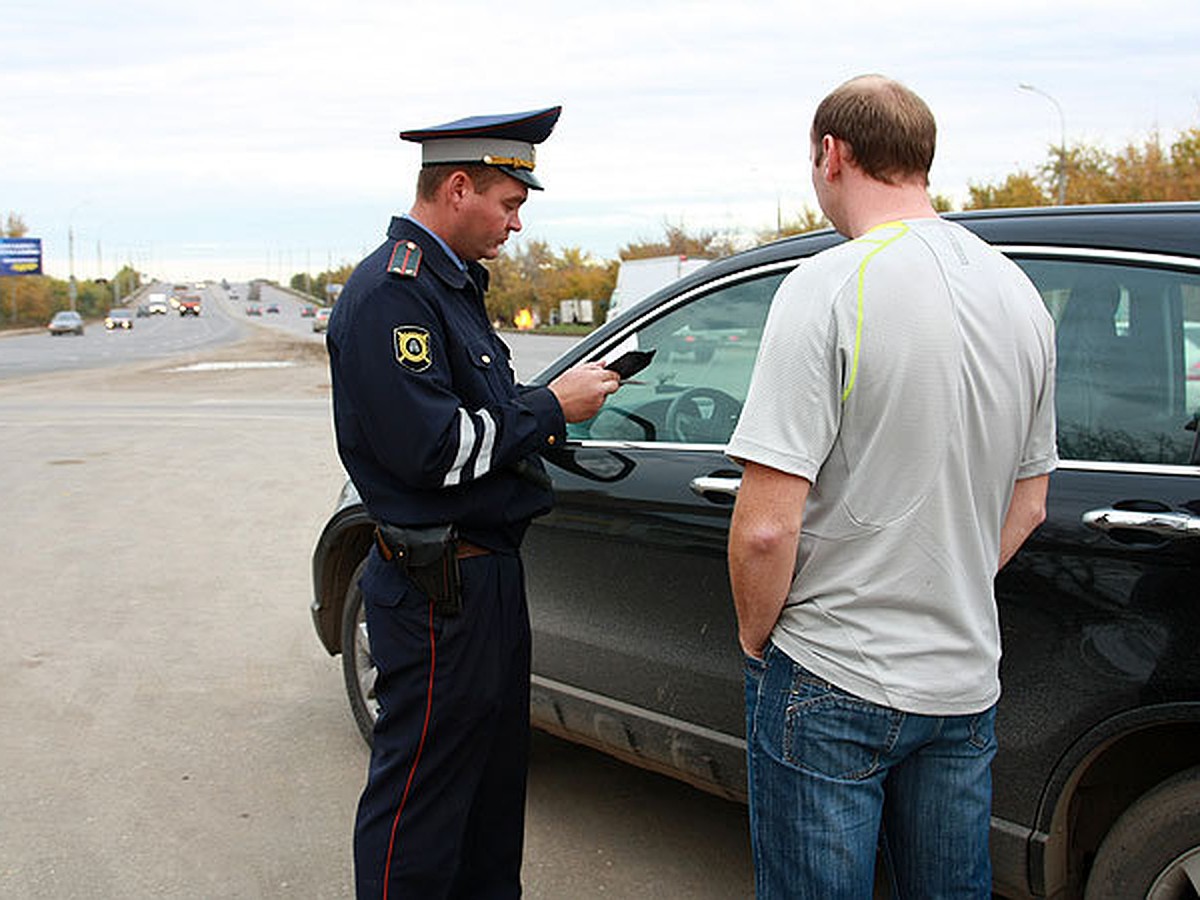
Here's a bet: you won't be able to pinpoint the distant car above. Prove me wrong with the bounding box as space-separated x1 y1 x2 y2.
300 306 316 318
104 308 134 330
136 304 151 318
179 296 201 317
663 323 752 363
48 310 84 336
312 307 332 332
313 202 1200 900
147 298 169 315
246 305 263 316
266 303 280 314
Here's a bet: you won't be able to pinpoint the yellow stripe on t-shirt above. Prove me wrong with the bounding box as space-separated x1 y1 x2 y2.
842 222 910 403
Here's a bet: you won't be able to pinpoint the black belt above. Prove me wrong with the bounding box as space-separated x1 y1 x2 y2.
374 527 491 563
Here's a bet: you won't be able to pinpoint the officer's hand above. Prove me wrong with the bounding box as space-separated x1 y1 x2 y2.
549 362 620 423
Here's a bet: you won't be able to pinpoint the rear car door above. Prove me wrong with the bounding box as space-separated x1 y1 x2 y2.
990 248 1200 890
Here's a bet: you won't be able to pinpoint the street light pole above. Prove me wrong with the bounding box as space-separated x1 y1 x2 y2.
67 200 92 312
68 224 77 312
1019 83 1067 205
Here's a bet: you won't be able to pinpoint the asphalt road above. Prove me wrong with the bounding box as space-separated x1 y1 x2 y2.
0 286 245 380
0 324 753 898
1 282 577 383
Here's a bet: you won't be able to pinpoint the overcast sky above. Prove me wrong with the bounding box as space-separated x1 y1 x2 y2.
6 0 1199 282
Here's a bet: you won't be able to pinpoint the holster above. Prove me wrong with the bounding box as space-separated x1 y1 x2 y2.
375 523 462 617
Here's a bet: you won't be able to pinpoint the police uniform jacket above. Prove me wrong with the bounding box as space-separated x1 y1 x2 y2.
328 216 565 553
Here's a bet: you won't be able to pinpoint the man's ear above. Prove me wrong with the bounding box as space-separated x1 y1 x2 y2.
821 134 842 181
444 170 472 207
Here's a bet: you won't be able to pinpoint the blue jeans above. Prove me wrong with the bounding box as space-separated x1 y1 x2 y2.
744 644 996 900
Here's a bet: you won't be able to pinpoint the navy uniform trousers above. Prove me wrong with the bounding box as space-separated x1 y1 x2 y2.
354 544 531 900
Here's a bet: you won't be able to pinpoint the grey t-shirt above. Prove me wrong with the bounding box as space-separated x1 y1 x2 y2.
727 218 1058 715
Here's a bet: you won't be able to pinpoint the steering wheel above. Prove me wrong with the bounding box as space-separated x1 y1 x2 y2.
663 387 742 443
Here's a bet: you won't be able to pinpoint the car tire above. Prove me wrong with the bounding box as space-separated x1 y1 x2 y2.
340 556 377 747
1085 766 1200 899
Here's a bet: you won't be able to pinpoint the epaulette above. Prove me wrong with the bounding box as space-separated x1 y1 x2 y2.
387 240 422 278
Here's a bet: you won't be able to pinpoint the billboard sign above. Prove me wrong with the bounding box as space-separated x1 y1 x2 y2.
0 238 42 276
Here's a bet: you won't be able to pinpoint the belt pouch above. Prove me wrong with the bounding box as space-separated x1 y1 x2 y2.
377 523 462 617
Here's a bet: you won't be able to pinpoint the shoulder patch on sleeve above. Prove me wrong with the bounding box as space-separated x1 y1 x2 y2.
387 241 422 278
394 326 432 372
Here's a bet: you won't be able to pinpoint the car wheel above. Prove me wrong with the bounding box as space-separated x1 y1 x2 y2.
340 556 378 746
1085 766 1200 899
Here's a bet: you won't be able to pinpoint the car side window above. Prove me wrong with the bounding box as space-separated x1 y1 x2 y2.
1015 258 1200 465
570 271 787 444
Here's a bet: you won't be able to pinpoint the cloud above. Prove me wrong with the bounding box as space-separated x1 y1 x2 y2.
9 0 1200 279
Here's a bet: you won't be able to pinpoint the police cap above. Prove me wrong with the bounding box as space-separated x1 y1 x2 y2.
400 106 562 190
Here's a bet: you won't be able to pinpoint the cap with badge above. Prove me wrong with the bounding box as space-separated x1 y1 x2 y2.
400 106 562 190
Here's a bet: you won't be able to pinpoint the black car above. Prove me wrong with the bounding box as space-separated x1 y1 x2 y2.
311 203 1200 900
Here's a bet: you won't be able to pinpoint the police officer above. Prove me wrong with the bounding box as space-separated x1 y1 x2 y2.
327 106 618 899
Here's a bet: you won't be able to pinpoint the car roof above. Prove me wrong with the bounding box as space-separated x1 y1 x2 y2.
708 202 1200 277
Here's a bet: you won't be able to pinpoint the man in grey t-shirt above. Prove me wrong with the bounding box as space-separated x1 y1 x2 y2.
727 75 1057 899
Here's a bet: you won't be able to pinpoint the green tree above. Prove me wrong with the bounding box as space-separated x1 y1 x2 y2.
967 118 1200 209
1171 127 1200 198
1060 144 1120 204
481 242 617 326
619 219 738 261
4 212 29 238
760 206 830 243
543 247 617 310
930 193 956 213
289 263 355 303
966 172 1048 209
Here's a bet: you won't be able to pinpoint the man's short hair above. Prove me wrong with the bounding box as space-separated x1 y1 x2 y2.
811 75 936 186
416 163 510 201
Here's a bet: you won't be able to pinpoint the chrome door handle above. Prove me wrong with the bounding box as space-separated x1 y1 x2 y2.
1082 508 1200 539
689 476 742 499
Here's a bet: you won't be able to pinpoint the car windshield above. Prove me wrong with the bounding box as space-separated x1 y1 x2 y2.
53 312 79 322
109 309 132 317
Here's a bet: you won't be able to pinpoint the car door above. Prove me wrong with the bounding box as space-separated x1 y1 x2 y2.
524 263 793 797
990 249 1200 869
